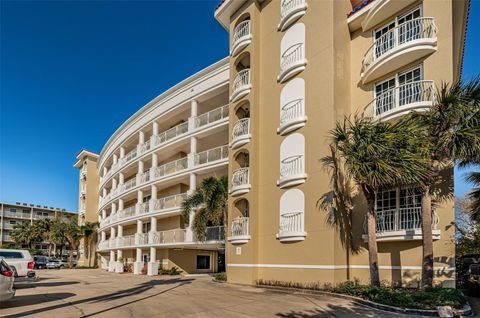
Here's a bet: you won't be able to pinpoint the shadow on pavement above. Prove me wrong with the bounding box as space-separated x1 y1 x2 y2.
0 293 76 309
14 281 80 289
2 277 194 318
276 302 405 318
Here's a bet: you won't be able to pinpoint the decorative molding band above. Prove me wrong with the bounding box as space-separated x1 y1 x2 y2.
227 263 455 271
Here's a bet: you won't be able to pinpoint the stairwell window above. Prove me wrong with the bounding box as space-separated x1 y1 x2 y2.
196 255 210 270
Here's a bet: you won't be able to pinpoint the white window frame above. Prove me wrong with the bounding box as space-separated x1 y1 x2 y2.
373 6 423 41
374 64 423 99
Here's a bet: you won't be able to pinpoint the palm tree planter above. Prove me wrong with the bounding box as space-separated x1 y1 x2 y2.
327 116 429 287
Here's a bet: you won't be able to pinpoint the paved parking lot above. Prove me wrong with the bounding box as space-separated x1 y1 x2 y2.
1 269 422 318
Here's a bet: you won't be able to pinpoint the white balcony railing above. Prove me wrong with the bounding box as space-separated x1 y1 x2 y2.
154 157 188 179
118 205 136 220
98 240 110 250
139 169 151 185
362 17 437 77
232 168 249 187
122 178 137 192
365 80 435 120
231 20 251 56
124 148 138 165
231 118 251 149
150 229 186 245
231 69 251 102
153 122 189 146
229 217 250 244
153 193 187 211
139 140 151 155
137 202 150 215
116 235 136 248
195 145 229 166
230 167 251 196
363 207 440 241
278 43 306 83
195 105 229 128
280 155 303 179
3 212 31 219
280 99 304 127
2 235 13 242
277 211 306 242
279 0 307 31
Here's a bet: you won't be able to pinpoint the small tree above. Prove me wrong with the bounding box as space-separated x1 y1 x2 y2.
181 176 228 242
327 116 429 287
10 222 38 249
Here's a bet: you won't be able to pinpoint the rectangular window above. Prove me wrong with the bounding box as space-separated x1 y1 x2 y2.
9 220 16 225
9 208 16 213
196 255 210 270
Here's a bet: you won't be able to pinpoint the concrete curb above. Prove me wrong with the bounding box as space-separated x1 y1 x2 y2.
255 284 473 317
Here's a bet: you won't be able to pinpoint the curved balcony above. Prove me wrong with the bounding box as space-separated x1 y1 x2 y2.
361 0 418 32
363 80 435 121
277 99 307 135
361 17 437 84
231 20 252 57
99 105 229 190
278 0 307 32
277 155 307 188
277 43 307 83
362 207 440 242
228 217 250 244
230 69 251 103
230 167 251 196
97 226 224 251
230 118 251 149
276 211 306 242
98 145 229 211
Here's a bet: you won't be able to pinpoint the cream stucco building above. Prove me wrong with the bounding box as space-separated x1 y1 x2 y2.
75 0 468 286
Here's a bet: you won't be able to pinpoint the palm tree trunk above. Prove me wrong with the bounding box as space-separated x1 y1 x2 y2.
366 199 380 287
421 186 434 289
222 204 228 276
69 249 73 268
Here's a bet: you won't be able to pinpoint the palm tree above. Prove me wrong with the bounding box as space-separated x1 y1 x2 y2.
64 219 82 267
466 172 480 223
10 222 36 249
32 219 53 256
181 176 228 242
327 116 429 287
402 77 480 289
80 222 99 267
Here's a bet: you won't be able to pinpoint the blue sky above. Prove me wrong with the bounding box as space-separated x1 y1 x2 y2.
0 1 478 212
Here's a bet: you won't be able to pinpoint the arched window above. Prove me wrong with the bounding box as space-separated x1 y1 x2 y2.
278 23 307 83
277 133 307 188
278 78 307 135
277 189 306 242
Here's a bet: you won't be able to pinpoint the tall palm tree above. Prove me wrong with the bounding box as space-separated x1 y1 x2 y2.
402 77 480 289
80 222 99 267
32 219 53 256
181 176 228 242
466 172 480 223
327 116 429 287
64 219 82 267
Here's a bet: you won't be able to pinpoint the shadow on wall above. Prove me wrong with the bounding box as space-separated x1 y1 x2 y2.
1 278 194 318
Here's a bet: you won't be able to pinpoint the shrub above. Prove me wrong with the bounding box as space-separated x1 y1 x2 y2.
213 272 226 281
160 266 183 275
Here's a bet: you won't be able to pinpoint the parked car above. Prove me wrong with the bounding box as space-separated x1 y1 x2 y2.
0 249 35 278
46 258 62 269
60 256 76 268
0 258 15 302
33 255 47 269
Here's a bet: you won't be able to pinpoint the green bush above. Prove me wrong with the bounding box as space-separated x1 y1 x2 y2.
160 266 183 275
213 272 226 281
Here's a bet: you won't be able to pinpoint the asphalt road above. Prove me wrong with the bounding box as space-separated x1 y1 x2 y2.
1 269 424 318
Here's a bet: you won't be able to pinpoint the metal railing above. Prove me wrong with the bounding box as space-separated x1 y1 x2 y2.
150 229 186 245
280 0 306 21
279 211 304 233
194 226 225 242
232 20 251 46
232 69 251 97
154 157 188 179
124 148 138 165
117 205 136 220
280 99 304 126
231 217 249 237
4 212 31 219
139 169 151 184
362 17 437 74
364 80 435 118
116 235 136 248
195 145 229 166
152 193 187 211
139 140 151 155
280 155 304 178
280 43 304 74
232 167 250 187
232 118 250 141
195 105 229 128
122 178 137 192
364 207 440 234
137 202 150 214
153 122 189 146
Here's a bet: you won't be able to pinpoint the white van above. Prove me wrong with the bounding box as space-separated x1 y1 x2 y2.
0 249 35 277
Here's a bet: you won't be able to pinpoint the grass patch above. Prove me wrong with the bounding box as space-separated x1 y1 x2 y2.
256 280 467 310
